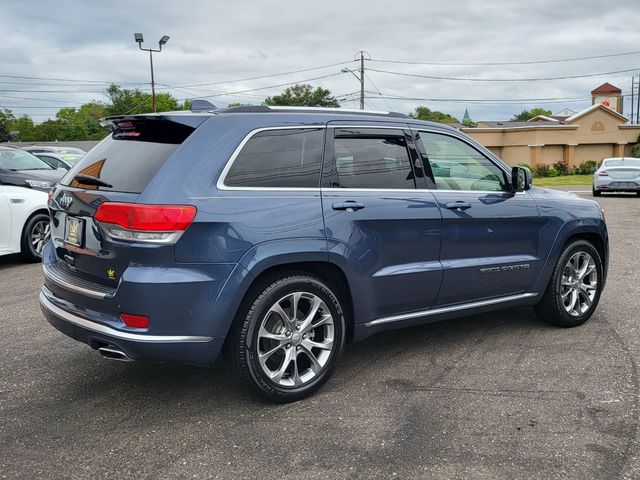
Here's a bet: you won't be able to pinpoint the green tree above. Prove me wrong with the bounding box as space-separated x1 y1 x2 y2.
54 102 108 141
35 119 64 141
104 84 182 116
510 107 553 121
7 115 38 142
0 108 17 142
409 106 459 124
632 133 640 158
264 84 340 107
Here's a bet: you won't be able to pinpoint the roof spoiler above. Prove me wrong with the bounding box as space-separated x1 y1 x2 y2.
190 100 217 112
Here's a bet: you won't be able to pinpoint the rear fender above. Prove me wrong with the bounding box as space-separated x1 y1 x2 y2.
212 239 330 341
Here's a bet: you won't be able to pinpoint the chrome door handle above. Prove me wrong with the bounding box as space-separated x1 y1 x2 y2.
332 201 365 212
445 201 472 211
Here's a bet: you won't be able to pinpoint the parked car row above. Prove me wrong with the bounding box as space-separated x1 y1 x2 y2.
0 145 85 262
0 145 86 193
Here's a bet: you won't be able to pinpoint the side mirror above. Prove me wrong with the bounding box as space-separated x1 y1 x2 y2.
511 166 532 192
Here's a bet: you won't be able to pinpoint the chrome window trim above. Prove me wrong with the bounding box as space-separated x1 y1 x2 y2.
322 188 527 195
328 124 408 130
216 123 527 195
195 188 528 195
365 292 538 327
40 289 212 343
216 125 327 191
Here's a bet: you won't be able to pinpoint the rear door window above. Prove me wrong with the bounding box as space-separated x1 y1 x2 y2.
224 128 324 188
60 119 194 193
330 131 416 189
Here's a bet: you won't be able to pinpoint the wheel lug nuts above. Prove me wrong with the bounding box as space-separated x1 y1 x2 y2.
295 326 300 331
286 343 291 349
302 334 306 339
285 330 291 336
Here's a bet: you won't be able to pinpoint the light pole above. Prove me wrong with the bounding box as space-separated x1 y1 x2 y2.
134 33 170 113
341 67 364 110
342 51 369 110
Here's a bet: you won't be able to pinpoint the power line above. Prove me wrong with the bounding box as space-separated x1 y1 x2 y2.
372 96 594 105
0 74 144 84
170 60 357 88
366 67 640 82
371 92 595 102
368 50 640 66
0 60 356 89
0 88 111 93
183 72 346 100
363 72 393 111
0 94 85 105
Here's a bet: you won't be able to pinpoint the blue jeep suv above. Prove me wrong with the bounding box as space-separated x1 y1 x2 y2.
40 106 608 402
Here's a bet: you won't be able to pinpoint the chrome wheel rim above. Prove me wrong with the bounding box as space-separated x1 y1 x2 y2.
560 251 598 317
257 292 335 387
31 220 50 256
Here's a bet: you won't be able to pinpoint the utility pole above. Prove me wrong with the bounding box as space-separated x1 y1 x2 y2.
359 51 365 110
632 76 636 125
134 33 170 113
637 74 640 125
149 50 156 112
341 52 369 110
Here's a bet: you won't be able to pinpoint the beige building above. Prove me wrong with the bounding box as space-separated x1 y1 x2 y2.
462 83 640 168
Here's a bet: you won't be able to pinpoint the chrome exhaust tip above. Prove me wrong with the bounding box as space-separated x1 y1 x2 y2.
98 346 133 362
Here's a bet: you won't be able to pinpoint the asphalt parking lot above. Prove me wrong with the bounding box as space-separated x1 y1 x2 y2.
1 186 638 480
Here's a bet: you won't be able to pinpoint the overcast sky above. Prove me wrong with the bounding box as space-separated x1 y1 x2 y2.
2 0 640 122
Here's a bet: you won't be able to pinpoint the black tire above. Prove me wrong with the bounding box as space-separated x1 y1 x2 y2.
535 240 603 327
20 213 50 262
231 273 346 403
592 186 601 197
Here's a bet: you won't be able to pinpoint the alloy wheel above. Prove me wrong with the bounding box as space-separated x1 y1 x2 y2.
31 219 50 256
257 291 335 387
560 251 598 317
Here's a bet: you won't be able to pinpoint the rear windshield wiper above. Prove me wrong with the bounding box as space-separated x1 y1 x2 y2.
73 174 113 188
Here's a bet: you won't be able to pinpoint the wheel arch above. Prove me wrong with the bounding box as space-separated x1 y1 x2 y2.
239 259 355 344
534 220 608 292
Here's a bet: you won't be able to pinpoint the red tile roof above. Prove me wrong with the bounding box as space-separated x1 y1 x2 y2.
591 82 622 94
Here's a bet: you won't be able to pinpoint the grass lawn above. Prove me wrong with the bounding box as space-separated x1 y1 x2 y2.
532 174 592 187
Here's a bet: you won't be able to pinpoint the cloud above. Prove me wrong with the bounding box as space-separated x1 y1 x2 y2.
1 0 639 121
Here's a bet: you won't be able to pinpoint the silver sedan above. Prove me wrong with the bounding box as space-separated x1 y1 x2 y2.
593 157 640 196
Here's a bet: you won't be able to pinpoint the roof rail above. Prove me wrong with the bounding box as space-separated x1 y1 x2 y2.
219 105 408 118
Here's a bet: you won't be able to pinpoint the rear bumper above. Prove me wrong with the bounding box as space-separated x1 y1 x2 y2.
40 286 225 366
593 178 640 191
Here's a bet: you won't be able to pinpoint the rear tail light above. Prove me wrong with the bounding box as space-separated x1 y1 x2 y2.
95 202 196 244
120 313 149 329
597 170 609 176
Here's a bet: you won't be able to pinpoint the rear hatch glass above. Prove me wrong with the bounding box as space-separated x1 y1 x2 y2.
48 117 196 289
60 118 194 193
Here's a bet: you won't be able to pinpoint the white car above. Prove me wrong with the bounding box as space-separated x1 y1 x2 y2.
593 157 640 196
0 186 50 261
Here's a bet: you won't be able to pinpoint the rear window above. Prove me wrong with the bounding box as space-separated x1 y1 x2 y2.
224 128 324 188
604 159 640 168
60 119 194 193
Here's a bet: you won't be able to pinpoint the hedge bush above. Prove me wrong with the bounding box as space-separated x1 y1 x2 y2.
522 160 599 178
